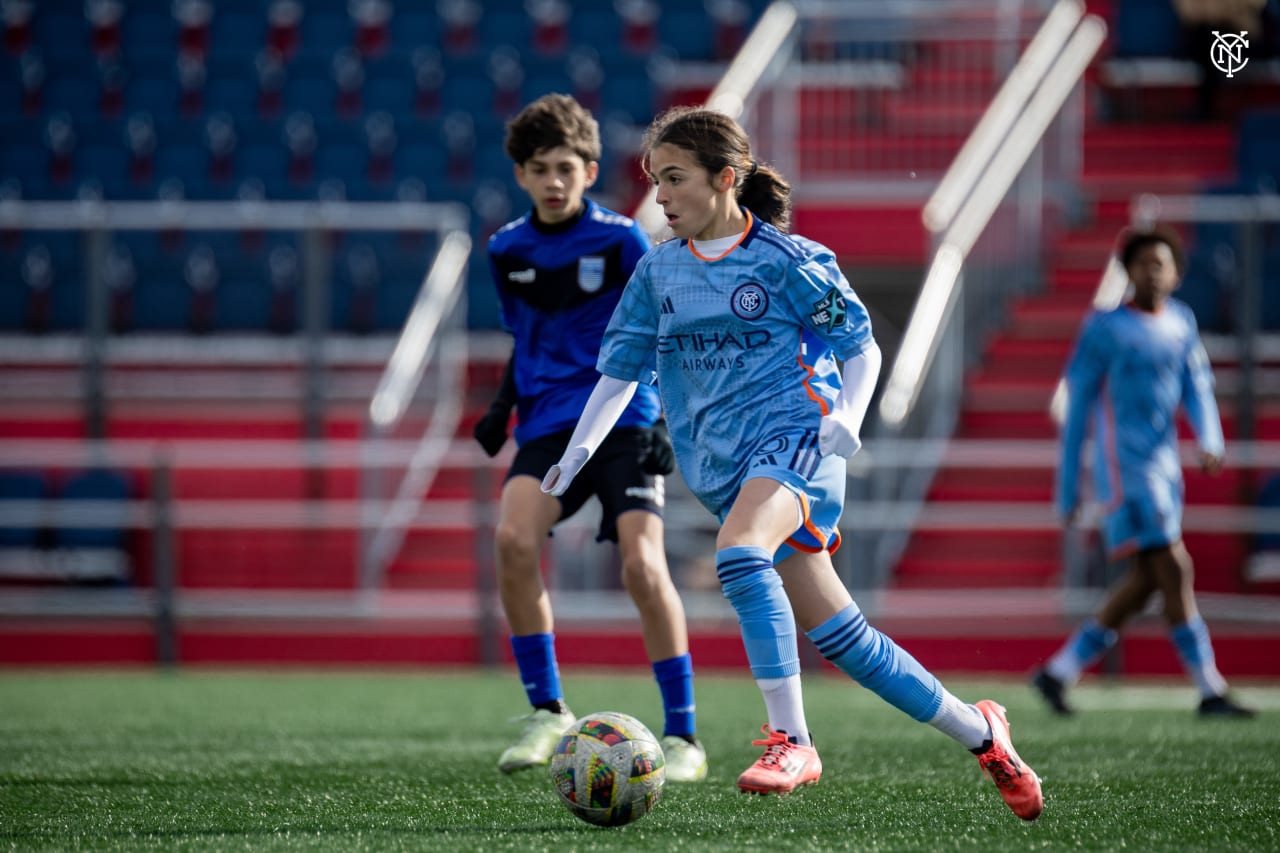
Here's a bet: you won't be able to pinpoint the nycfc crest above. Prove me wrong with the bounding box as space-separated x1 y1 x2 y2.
1210 31 1249 78
731 283 768 320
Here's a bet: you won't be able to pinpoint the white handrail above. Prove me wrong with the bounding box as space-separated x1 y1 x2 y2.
368 230 471 429
923 0 1085 232
878 13 1107 429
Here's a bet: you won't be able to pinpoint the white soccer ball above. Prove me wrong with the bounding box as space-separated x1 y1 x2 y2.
548 711 665 827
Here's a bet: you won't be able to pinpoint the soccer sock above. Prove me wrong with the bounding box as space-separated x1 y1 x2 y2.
930 693 993 752
1170 615 1229 698
806 603 945 722
1045 619 1117 684
652 654 696 739
756 675 811 746
715 545 804 736
510 632 564 710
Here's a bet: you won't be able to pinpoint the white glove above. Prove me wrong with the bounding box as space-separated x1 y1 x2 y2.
541 446 590 496
819 414 862 458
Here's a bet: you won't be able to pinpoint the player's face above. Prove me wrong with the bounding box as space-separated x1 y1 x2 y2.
648 143 734 241
1126 241 1180 310
515 146 598 225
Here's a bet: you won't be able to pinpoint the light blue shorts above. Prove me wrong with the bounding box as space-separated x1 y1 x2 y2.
1102 483 1183 557
716 429 846 564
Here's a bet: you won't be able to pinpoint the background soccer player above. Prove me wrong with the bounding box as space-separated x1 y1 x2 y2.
543 105 1043 819
1033 226 1255 718
479 94 708 780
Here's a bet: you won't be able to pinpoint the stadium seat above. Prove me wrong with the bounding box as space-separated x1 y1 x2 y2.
1113 0 1184 58
0 469 48 548
55 468 131 551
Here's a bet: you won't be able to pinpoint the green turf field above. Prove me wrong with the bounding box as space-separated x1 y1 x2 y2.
2 668 1277 851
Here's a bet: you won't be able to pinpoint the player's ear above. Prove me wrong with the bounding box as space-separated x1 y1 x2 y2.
718 166 734 193
584 160 599 187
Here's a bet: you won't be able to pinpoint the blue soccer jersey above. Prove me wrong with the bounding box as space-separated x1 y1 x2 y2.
489 199 661 443
597 211 875 516
1057 299 1224 552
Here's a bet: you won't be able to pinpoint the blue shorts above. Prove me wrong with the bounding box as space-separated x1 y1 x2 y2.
716 430 846 564
1102 483 1183 557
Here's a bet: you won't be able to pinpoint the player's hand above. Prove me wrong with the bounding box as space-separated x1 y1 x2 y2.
541 447 590 497
1200 451 1224 475
472 401 512 458
640 419 676 475
818 414 861 458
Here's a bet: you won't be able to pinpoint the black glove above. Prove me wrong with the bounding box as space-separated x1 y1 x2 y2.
640 418 676 475
473 354 516 458
473 400 512 457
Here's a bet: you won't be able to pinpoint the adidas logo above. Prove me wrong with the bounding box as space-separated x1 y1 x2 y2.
660 295 675 315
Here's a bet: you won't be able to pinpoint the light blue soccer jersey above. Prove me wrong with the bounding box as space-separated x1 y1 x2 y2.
1057 299 1224 549
597 212 874 516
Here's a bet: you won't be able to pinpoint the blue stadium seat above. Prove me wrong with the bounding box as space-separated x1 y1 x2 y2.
56 468 131 550
214 272 274 331
1238 110 1280 184
121 11 178 59
124 75 179 119
389 10 441 54
0 143 49 198
207 11 265 60
75 143 131 198
0 470 48 548
656 7 713 61
1113 0 1183 58
300 9 353 53
365 70 414 115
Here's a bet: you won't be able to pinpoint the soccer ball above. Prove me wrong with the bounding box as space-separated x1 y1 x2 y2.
548 711 665 827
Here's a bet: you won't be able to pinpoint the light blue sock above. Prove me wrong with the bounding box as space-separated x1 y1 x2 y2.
510 633 562 708
806 603 944 722
1171 616 1229 698
652 654 696 738
715 545 799 680
1046 619 1117 684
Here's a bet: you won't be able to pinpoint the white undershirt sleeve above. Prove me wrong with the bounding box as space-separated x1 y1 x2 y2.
818 341 882 458
540 374 638 495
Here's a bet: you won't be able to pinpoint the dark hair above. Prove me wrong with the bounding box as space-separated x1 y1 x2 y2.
641 106 792 232
503 93 601 166
1119 225 1185 274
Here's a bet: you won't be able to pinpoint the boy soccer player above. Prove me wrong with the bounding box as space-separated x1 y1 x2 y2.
1033 226 1255 718
477 94 708 780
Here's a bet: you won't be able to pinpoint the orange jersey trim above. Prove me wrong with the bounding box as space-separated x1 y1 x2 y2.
688 210 754 262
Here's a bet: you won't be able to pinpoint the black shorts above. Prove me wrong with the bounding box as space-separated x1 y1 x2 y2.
508 426 664 543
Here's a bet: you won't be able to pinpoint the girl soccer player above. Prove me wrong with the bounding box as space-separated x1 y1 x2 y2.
542 106 1043 820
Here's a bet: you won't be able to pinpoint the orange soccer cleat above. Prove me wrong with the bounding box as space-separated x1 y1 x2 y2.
736 725 822 795
974 700 1043 821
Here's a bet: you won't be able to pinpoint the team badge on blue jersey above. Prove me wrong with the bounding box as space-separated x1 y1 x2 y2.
809 287 846 332
578 256 605 292
731 283 769 320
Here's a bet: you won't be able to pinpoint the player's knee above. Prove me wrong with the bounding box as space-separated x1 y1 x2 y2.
619 552 668 600
494 522 542 571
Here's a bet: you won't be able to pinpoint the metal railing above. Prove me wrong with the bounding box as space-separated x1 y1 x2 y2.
856 3 1106 587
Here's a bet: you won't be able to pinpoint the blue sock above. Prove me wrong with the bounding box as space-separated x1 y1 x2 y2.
716 545 799 680
652 654 696 738
1047 619 1117 683
1170 615 1228 698
510 633 562 708
806 603 944 722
